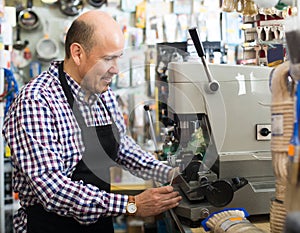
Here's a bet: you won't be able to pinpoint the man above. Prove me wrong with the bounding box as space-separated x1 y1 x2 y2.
3 10 181 233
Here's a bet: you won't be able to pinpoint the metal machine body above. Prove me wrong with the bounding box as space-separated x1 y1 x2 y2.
166 62 275 225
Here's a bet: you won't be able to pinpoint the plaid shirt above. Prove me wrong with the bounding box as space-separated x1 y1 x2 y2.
2 61 171 233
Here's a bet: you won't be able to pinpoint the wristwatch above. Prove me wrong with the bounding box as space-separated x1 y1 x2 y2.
126 195 137 216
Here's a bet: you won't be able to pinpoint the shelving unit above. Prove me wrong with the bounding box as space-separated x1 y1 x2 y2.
1 1 293 232
0 102 5 233
0 101 13 233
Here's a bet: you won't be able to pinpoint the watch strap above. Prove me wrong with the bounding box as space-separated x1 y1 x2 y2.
128 195 135 203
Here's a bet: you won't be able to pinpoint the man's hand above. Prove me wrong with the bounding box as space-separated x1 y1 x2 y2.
134 186 182 217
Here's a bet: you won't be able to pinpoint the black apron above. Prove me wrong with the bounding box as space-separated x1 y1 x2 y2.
27 62 120 233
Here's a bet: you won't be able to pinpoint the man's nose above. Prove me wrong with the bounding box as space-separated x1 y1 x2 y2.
109 61 119 74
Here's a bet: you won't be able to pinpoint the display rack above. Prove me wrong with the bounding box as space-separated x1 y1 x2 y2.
0 100 5 233
0 90 13 233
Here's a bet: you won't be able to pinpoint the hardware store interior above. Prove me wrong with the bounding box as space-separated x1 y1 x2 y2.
0 0 300 232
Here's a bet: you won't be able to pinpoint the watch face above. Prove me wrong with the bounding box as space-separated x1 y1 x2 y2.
127 203 137 213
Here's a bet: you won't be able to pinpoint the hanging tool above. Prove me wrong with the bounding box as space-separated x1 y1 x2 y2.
36 19 59 61
18 0 40 30
264 26 271 41
59 0 84 16
256 26 263 41
12 25 31 68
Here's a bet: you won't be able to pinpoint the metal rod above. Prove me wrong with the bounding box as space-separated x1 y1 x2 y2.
188 27 213 82
144 106 184 231
169 209 186 233
144 105 158 151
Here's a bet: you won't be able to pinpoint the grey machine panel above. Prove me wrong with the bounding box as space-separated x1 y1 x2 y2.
167 62 274 223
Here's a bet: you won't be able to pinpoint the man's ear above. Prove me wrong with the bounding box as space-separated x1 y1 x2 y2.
70 43 83 65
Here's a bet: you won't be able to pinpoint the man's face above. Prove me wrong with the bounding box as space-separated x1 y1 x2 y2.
81 46 123 94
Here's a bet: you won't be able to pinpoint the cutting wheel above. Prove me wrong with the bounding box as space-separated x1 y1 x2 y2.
204 180 234 207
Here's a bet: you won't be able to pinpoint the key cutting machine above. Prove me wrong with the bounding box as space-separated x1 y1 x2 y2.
161 28 275 226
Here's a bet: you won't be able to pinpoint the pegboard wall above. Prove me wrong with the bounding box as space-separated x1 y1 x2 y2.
5 0 135 82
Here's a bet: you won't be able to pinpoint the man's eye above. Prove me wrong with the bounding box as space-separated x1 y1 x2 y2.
104 57 114 61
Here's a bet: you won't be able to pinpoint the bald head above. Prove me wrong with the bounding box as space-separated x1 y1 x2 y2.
78 10 115 25
64 10 124 59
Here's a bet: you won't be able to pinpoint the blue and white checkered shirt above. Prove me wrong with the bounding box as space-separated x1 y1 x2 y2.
2 61 171 233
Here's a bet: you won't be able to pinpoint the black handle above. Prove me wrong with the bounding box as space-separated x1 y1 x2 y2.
188 27 205 57
16 24 21 42
13 25 29 50
27 0 33 9
143 104 150 111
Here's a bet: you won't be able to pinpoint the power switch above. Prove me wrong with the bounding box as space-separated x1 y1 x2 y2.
256 124 271 141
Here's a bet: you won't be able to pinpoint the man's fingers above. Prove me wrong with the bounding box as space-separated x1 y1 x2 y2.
160 194 182 206
160 200 180 213
155 185 174 193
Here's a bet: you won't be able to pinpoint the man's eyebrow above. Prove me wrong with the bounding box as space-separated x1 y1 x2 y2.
104 52 124 59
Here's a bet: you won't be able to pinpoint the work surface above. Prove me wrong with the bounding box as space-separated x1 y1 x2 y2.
189 215 270 232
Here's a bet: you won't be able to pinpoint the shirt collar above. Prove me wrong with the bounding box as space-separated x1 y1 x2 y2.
49 61 99 105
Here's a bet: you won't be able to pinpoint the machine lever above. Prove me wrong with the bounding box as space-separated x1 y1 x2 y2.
144 104 158 151
188 27 220 93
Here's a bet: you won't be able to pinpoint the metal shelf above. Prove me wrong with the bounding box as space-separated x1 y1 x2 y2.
0 100 7 233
